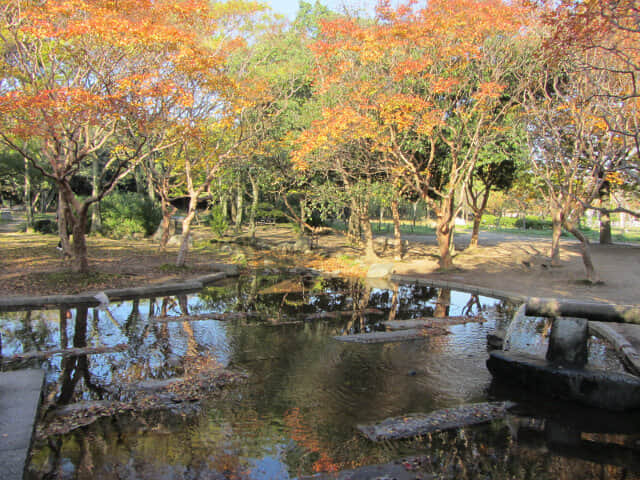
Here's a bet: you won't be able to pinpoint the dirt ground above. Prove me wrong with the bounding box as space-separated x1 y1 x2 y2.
0 223 638 306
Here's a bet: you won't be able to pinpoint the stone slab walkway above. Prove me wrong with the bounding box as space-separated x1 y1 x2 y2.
0 369 44 480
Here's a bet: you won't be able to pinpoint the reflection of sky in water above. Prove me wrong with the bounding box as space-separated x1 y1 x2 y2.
247 447 292 480
1 276 633 479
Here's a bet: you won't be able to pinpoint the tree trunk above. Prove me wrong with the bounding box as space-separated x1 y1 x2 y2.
234 181 243 233
378 205 384 232
435 198 455 269
57 190 72 256
175 198 198 267
220 194 228 221
391 197 402 259
248 172 259 239
24 156 34 232
468 184 491 249
550 208 562 267
469 216 481 249
90 157 102 234
361 212 379 260
298 197 306 238
146 157 156 203
567 225 599 283
347 202 360 245
599 181 612 244
158 194 176 251
70 209 90 273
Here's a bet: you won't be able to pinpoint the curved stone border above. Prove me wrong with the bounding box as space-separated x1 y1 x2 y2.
0 271 234 313
392 274 640 376
589 322 640 376
390 274 529 302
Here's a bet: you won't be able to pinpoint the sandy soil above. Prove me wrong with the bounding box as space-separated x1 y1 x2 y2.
0 223 638 306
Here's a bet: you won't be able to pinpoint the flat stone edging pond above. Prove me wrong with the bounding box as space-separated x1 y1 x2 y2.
0 271 234 312
392 274 640 375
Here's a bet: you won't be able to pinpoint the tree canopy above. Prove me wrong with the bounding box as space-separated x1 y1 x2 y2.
0 0 638 279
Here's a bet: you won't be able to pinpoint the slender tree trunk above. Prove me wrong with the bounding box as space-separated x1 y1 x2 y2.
567 225 599 283
378 205 384 232
391 197 402 259
435 197 455 269
469 216 482 249
24 156 34 232
234 181 243 233
57 190 71 255
469 191 490 249
248 172 259 239
299 198 306 238
176 201 197 267
146 158 156 202
220 193 229 221
599 181 612 244
412 200 418 232
90 157 102 234
550 207 563 267
175 188 200 267
158 194 176 251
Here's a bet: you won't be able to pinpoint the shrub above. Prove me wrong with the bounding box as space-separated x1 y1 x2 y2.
255 202 288 223
480 214 553 230
33 218 57 234
101 192 161 238
480 215 517 228
515 216 553 230
204 205 228 237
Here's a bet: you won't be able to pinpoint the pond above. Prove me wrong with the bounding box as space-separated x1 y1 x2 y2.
1 272 638 479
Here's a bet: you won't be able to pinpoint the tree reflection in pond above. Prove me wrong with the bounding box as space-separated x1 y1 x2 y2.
0 274 635 479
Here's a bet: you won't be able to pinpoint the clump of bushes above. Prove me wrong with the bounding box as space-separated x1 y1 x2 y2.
204 205 228 237
33 217 57 234
480 215 518 228
515 216 553 230
101 192 161 238
254 202 288 223
480 214 553 230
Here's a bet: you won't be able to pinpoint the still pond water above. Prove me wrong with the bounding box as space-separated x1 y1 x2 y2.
1 272 638 479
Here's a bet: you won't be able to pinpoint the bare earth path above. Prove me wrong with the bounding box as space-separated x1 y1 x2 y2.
0 213 638 305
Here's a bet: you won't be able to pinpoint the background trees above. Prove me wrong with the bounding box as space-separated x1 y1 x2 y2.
0 0 266 271
293 0 528 268
0 0 638 279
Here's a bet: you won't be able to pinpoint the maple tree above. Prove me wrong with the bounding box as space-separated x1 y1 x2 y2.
0 0 262 272
294 0 529 268
521 50 630 281
545 0 640 221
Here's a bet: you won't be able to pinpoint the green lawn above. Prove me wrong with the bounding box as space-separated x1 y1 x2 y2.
333 219 640 245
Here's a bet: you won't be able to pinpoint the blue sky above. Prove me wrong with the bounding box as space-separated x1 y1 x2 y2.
262 0 378 19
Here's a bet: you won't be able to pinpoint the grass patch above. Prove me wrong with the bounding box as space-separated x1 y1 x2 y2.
574 279 606 286
37 271 124 293
159 264 193 274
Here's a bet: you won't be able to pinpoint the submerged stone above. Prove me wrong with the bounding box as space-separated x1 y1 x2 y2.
357 401 515 441
487 350 640 411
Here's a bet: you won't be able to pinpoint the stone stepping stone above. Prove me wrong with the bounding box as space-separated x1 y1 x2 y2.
357 401 515 441
333 327 448 344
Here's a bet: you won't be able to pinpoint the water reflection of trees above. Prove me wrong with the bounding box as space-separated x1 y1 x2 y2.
9 275 630 479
